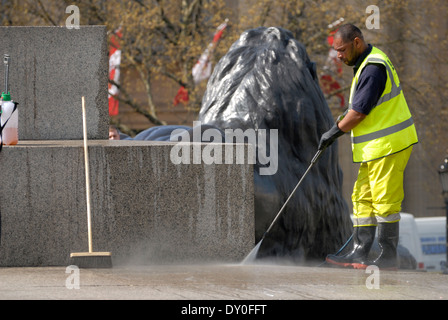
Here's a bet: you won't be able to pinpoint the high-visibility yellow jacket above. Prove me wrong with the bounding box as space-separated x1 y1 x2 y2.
348 46 418 163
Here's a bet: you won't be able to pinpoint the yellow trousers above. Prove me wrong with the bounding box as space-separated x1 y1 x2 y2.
352 147 412 227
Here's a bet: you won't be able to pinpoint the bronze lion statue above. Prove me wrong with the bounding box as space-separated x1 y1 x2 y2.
199 27 352 264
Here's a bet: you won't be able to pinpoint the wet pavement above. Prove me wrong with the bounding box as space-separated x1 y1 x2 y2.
0 262 447 301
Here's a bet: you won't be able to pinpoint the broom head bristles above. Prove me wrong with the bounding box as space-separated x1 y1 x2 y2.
70 252 112 268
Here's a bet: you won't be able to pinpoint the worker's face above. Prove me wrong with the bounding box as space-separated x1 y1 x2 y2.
333 36 359 66
109 129 120 140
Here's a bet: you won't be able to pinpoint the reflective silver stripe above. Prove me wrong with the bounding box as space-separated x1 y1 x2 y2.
353 213 401 226
352 117 414 144
353 216 377 227
366 57 402 106
376 212 401 223
376 83 402 105
349 57 402 109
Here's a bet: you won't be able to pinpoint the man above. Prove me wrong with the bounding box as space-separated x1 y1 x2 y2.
319 24 418 270
109 125 121 140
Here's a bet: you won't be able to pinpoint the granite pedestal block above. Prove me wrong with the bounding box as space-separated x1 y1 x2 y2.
0 141 254 266
0 26 108 140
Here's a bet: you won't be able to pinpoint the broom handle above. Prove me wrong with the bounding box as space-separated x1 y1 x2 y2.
81 96 93 253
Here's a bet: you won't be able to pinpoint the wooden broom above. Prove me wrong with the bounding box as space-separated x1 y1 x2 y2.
70 96 112 268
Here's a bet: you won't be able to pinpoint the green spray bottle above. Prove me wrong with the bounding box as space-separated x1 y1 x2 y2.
1 54 18 145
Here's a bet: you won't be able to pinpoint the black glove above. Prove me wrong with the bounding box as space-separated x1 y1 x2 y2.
318 123 345 150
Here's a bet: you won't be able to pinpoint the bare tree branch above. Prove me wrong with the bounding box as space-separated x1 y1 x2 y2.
36 0 58 26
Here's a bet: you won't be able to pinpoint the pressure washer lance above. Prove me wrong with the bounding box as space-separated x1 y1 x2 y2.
1 53 19 146
242 148 325 264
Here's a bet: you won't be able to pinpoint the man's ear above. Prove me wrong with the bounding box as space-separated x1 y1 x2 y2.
353 37 362 50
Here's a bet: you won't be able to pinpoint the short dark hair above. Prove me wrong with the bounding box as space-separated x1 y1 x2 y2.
334 24 364 42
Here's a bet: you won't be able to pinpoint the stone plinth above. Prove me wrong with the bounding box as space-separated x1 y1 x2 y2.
0 141 254 266
0 26 108 140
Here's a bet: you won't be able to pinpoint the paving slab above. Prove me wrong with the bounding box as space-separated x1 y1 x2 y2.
0 263 446 302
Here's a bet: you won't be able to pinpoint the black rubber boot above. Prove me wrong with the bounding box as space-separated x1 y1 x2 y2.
370 222 399 270
326 226 376 269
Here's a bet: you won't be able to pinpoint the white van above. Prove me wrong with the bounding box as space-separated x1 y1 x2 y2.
398 213 425 271
415 216 446 272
